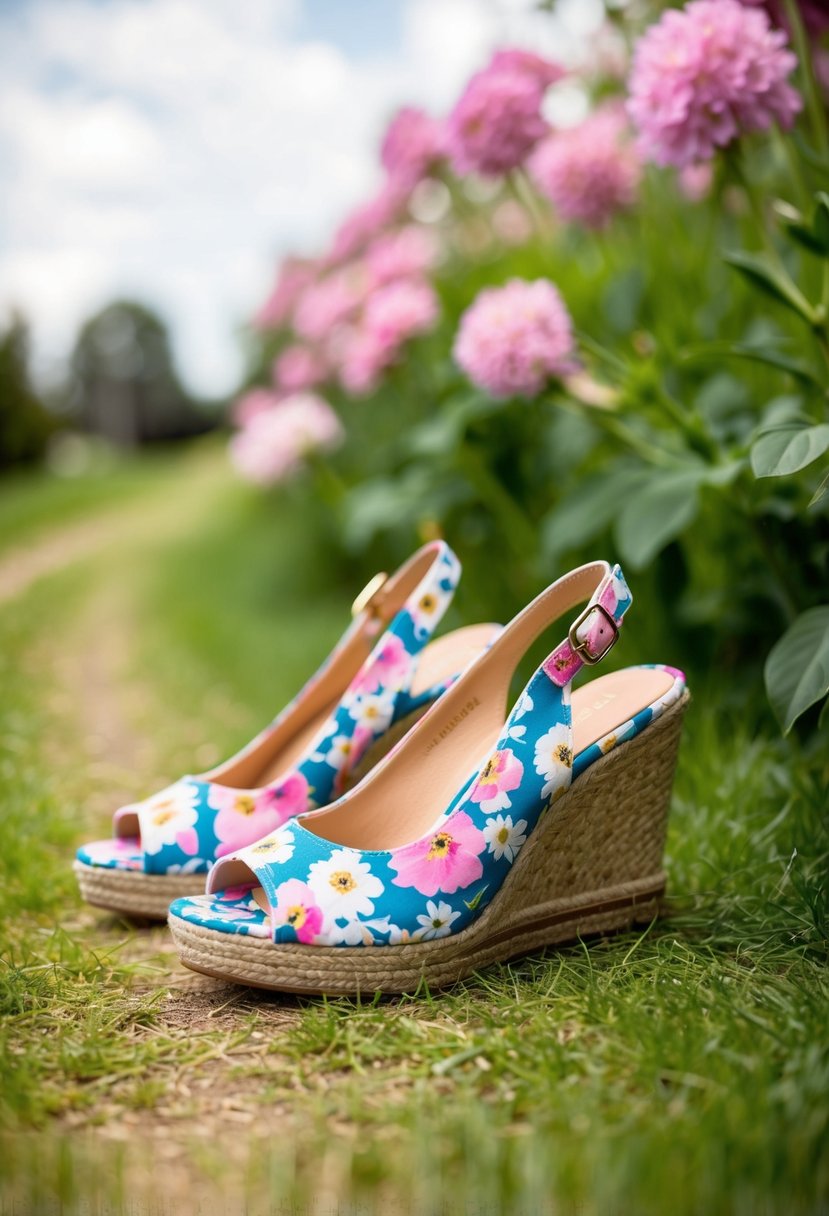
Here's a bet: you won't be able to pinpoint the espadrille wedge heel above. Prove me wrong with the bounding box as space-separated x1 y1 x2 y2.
75 541 500 919
168 560 688 994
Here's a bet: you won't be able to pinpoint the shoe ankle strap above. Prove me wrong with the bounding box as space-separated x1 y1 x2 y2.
542 563 632 687
346 541 461 695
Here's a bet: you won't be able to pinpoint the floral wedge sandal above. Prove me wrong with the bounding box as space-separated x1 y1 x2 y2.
168 560 689 994
75 541 501 918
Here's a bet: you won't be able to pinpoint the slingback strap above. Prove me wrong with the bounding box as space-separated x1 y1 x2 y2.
542 563 632 687
349 539 461 659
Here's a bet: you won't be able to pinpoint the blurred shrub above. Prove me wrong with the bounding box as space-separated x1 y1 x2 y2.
0 314 57 470
67 300 218 447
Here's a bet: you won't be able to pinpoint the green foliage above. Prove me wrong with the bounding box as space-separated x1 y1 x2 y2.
765 605 829 732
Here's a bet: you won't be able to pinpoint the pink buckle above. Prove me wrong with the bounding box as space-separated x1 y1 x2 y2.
567 603 618 665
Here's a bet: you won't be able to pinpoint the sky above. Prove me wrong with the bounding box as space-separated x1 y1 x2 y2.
0 0 603 397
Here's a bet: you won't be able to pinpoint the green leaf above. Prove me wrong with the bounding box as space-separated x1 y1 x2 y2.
814 192 829 251
764 606 829 733
775 197 829 256
679 340 822 388
613 468 705 569
751 420 829 478
809 466 829 507
541 465 649 558
723 251 816 324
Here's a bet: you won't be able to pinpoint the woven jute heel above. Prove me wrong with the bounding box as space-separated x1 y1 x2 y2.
170 691 688 995
73 861 206 920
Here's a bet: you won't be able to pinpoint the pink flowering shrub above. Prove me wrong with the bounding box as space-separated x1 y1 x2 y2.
231 387 281 429
628 0 801 167
328 180 410 265
339 278 439 396
254 258 316 332
233 19 829 744
365 226 439 289
273 344 327 393
230 393 344 486
447 50 559 178
293 266 367 343
380 106 446 187
453 278 575 399
529 106 640 229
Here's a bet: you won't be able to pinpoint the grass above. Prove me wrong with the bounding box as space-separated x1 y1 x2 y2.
0 443 827 1215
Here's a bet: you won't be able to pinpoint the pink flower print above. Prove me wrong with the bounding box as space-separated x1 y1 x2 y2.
389 811 485 897
469 748 524 814
259 771 311 828
216 884 256 902
350 633 410 697
210 787 286 858
270 879 324 944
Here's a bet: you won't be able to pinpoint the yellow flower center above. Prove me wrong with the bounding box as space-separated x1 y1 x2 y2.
427 831 452 860
481 753 501 782
151 801 176 826
329 870 357 894
497 826 510 845
234 795 257 816
555 743 573 767
286 905 307 928
419 593 437 614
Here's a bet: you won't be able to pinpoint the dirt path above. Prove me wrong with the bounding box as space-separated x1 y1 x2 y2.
0 447 222 606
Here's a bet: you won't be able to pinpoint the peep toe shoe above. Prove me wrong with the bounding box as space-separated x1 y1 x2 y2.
75 541 500 918
168 560 688 992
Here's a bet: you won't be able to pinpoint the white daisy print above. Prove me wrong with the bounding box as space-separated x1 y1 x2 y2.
329 914 394 946
410 585 452 635
140 782 200 855
345 690 395 732
415 900 461 940
322 735 357 772
247 826 295 864
483 814 528 863
533 724 574 799
308 848 384 922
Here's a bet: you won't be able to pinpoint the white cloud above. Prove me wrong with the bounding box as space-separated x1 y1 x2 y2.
0 0 598 397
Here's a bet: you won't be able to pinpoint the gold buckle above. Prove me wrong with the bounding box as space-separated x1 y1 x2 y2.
351 571 389 619
567 603 618 665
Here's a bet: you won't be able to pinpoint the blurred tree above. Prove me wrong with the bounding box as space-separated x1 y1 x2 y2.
0 313 57 470
68 300 217 446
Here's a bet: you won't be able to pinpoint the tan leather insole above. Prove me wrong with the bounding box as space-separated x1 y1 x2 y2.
206 627 498 787
305 666 672 851
247 667 673 914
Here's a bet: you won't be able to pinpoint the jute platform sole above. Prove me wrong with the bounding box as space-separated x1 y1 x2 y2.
73 861 206 920
170 692 689 995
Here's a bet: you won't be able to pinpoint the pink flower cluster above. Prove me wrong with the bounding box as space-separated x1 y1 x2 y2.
530 106 640 229
230 393 344 486
340 278 439 396
628 0 802 168
447 48 564 178
453 278 576 400
380 106 447 188
254 258 316 332
273 344 327 393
